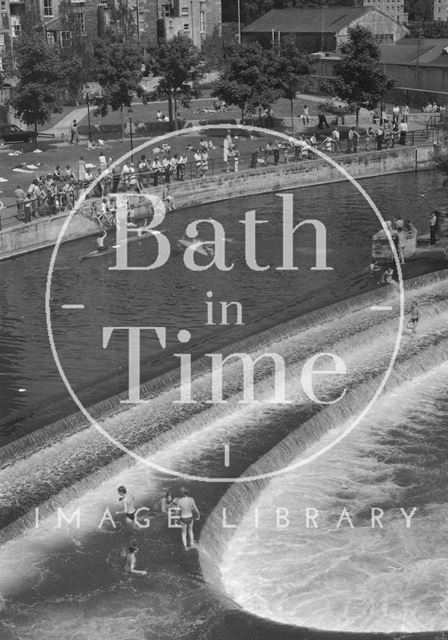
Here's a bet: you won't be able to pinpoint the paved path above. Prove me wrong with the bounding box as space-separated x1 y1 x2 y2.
42 93 432 138
43 107 89 138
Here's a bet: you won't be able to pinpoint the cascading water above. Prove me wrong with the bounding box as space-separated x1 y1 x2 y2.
216 362 448 633
1 272 448 638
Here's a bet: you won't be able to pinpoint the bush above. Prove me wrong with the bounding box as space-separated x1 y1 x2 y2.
318 100 354 115
433 151 448 175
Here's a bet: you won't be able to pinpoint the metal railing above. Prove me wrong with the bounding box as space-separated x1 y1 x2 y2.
0 128 435 231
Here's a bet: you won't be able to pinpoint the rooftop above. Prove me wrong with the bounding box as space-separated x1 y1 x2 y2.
242 7 373 34
380 39 448 67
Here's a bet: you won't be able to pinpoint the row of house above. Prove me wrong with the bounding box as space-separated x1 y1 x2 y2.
0 0 222 78
242 7 448 102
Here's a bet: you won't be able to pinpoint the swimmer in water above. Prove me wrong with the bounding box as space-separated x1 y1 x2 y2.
125 541 147 576
407 300 420 333
96 229 107 252
116 486 137 527
177 487 200 550
160 490 177 514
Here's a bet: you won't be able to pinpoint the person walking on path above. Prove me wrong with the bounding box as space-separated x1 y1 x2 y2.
317 105 329 129
69 120 79 145
430 211 438 245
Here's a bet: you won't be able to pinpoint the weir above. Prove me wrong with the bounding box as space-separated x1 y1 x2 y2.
3 267 447 472
213 362 448 633
1 273 448 637
0 271 446 541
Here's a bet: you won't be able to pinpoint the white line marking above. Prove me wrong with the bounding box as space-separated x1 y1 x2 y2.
61 304 85 310
224 444 230 468
369 305 393 311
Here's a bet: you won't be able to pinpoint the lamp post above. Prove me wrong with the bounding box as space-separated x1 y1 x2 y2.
237 0 241 44
128 107 134 161
86 92 92 143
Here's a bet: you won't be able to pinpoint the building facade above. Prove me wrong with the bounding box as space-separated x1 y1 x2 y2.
1 0 221 81
242 7 408 54
434 0 448 21
360 0 407 25
157 0 221 48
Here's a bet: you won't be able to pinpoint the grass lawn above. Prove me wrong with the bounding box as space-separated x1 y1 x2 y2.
0 127 278 212
76 96 325 129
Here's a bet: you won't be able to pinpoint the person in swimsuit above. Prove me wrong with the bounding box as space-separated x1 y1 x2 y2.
96 229 107 252
381 266 394 285
116 486 137 526
125 541 147 576
407 300 420 333
160 490 177 514
177 487 199 550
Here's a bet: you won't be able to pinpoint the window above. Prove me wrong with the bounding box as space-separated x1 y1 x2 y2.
183 22 189 30
181 6 189 15
200 9 205 32
43 0 53 16
161 4 171 17
13 23 21 37
0 57 3 71
72 6 85 33
60 30 71 46
0 0 5 12
0 34 4 46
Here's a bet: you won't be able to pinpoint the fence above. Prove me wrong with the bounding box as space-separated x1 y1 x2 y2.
0 128 435 231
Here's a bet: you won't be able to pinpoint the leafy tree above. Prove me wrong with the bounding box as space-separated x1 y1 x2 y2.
223 0 358 24
213 41 280 118
272 38 312 130
58 0 94 104
11 32 64 141
406 20 448 38
433 151 448 179
146 35 203 130
92 36 147 139
107 0 138 41
404 0 432 23
328 25 396 126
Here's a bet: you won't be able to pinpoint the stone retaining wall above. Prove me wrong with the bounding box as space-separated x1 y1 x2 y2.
0 144 436 261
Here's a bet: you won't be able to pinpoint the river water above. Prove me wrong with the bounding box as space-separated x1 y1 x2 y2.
0 170 447 639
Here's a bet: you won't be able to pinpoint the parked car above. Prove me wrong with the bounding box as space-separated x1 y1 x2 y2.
0 124 37 144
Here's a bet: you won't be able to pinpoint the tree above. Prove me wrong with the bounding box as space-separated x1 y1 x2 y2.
58 0 94 104
406 20 448 38
146 35 204 131
433 151 448 181
272 38 312 130
213 41 280 119
11 31 64 142
404 0 432 22
92 36 147 139
329 25 396 126
223 0 360 24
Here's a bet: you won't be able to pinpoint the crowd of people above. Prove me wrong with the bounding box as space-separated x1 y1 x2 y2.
116 484 200 577
10 104 425 225
422 102 447 114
